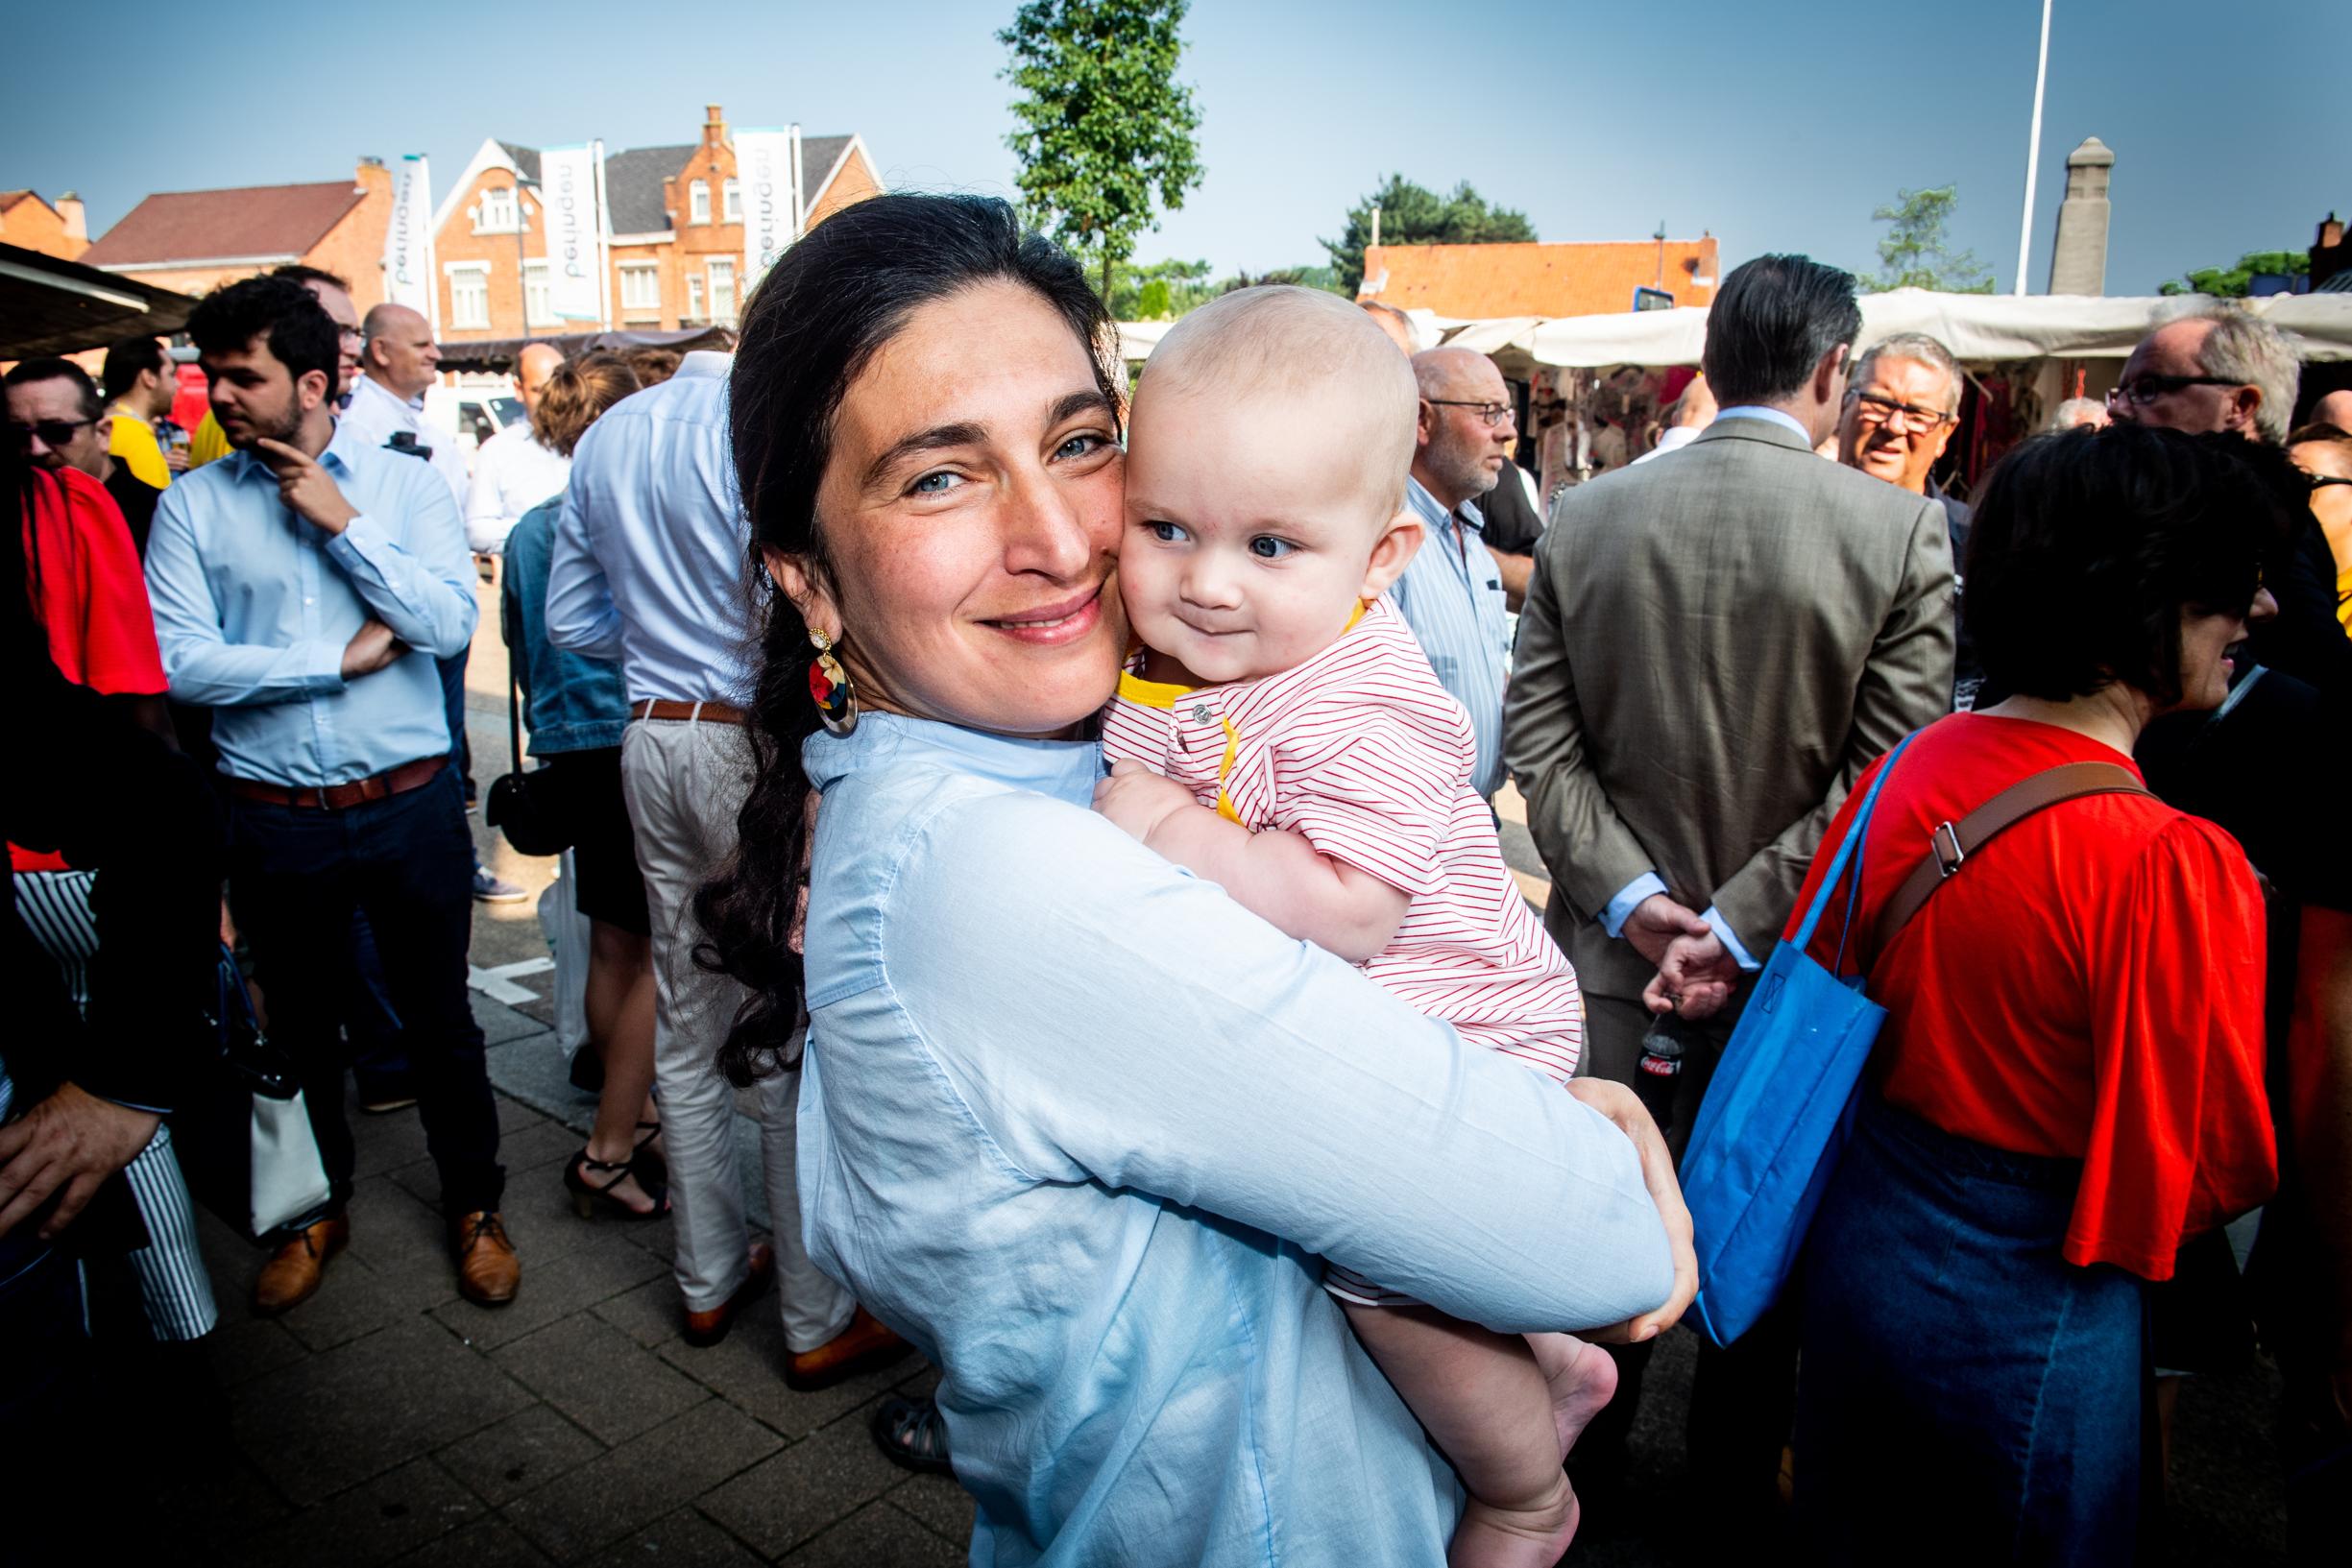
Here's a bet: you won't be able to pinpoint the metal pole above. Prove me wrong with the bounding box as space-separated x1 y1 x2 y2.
2013 0 2052 296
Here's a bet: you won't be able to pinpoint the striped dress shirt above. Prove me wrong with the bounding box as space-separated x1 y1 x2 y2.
1391 477 1512 798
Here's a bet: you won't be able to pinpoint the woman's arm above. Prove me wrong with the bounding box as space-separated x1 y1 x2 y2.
876 791 1682 1337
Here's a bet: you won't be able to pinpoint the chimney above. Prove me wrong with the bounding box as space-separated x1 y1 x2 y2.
705 104 727 147
2046 136 2114 296
355 157 391 197
56 189 86 244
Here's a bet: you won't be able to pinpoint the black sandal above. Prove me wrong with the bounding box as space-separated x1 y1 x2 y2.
632 1120 667 1185
871 1393 952 1476
563 1148 667 1220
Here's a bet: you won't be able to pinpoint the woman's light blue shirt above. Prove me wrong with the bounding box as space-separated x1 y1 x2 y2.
798 713 1675 1567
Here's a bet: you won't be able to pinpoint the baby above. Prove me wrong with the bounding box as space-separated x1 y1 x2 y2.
1093 286 1616 1567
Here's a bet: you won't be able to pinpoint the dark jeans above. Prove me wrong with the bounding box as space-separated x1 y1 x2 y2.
343 910 409 1098
227 767 501 1219
1795 1098 2146 1566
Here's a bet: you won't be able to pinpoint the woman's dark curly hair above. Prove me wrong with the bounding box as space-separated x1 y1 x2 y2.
1964 423 2300 707
693 193 1120 1086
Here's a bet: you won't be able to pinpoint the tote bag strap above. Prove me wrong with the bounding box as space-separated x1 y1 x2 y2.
1790 731 1921 953
1868 760 2148 958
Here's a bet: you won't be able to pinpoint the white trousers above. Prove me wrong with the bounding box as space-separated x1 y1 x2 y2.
619 715 854 1351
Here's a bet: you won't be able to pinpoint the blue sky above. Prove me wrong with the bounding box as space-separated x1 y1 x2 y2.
10 0 2341 296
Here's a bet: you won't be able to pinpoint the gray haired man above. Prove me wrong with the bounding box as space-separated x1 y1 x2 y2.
2111 303 2343 689
1834 332 1976 706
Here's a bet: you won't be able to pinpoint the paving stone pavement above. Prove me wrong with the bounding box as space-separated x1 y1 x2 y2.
141 969 973 1567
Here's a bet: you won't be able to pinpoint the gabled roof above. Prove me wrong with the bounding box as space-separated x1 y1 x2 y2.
82 178 365 269
497 142 544 186
1361 238 1722 320
598 133 862 238
798 135 853 203
602 143 696 236
2 190 58 217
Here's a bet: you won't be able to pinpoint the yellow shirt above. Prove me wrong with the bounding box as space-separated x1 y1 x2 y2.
188 409 232 470
107 404 170 488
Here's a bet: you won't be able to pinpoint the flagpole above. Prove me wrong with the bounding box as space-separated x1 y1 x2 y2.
591 139 613 331
2012 0 2051 296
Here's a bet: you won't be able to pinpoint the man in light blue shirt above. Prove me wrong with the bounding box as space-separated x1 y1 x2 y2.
1391 347 1522 799
143 277 518 1313
546 357 878 1374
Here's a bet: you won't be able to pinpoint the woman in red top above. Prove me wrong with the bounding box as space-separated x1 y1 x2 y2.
1787 426 2293 1565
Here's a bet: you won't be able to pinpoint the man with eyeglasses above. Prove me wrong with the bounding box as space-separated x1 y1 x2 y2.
1834 332 1978 707
2111 305 2346 694
6 358 162 555
1392 347 1523 801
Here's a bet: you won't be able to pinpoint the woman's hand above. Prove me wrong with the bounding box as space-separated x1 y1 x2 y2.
1564 1078 1697 1343
1092 760 1200 850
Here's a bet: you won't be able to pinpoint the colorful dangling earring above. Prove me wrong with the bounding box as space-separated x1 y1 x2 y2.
808 627 859 736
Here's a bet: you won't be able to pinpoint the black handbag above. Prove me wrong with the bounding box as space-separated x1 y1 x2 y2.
484 661 573 856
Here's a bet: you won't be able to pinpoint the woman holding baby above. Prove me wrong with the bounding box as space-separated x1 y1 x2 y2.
695 192 1693 1565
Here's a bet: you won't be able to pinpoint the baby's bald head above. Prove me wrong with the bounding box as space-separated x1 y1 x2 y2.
1135 285 1419 520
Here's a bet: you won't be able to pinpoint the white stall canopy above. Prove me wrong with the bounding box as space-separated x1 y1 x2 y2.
1518 288 2352 368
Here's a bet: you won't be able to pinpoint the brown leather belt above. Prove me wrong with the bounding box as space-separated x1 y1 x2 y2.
630 699 747 725
229 754 448 811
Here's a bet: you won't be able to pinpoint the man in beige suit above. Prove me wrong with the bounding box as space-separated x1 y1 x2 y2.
1503 253 1953 1528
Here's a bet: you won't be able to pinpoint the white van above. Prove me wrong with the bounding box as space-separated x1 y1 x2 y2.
422 381 527 469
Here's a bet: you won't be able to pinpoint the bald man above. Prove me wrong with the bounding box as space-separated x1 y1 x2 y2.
1389 346 1522 798
465 342 573 554
342 303 467 508
2313 388 2352 430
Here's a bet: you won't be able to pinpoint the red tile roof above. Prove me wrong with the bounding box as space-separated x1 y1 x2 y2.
1360 238 1721 319
81 179 365 268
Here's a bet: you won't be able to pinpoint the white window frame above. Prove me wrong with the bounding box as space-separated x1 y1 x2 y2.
618 262 662 318
446 262 491 329
722 178 741 224
689 179 711 226
708 258 737 324
685 274 704 321
475 184 521 234
522 260 553 326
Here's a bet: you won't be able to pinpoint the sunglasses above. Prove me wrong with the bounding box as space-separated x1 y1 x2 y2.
6 417 96 448
2106 374 2243 407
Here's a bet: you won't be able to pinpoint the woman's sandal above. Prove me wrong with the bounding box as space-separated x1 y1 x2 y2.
564 1148 667 1220
632 1120 667 1186
871 1393 953 1476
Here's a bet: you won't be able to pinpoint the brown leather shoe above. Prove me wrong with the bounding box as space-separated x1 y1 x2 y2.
451 1210 520 1306
254 1215 349 1315
786 1305 913 1391
682 1242 774 1348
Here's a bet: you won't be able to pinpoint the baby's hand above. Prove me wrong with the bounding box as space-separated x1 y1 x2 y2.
1093 760 1200 849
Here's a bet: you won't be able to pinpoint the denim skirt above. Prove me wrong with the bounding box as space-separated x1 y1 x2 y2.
1794 1096 2146 1566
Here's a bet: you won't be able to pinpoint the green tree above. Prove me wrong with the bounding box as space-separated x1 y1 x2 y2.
2156 250 2310 297
999 0 1205 300
1321 175 1537 296
1862 185 1995 294
1107 257 1213 319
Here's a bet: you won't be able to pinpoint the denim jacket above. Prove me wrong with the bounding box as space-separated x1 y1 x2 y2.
500 495 629 756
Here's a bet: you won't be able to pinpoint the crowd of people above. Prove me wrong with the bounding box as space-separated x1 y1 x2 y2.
3 193 2347 1566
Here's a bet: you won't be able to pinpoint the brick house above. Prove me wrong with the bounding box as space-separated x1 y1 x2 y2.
431 105 881 342
1 189 88 260
77 162 395 306
1358 236 1721 318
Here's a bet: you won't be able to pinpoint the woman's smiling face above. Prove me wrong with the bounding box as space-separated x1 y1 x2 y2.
785 279 1129 738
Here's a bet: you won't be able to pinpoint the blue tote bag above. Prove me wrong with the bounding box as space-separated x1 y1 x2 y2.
1680 733 1917 1349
